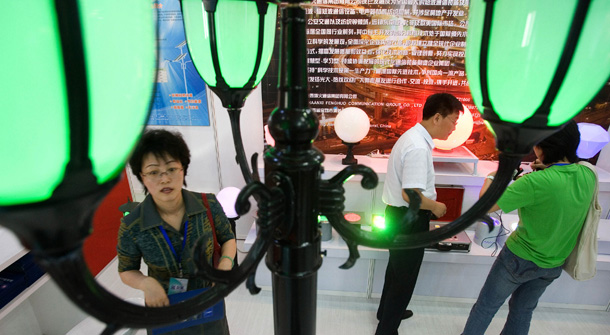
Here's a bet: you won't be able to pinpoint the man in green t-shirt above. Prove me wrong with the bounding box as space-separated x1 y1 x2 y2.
462 121 596 335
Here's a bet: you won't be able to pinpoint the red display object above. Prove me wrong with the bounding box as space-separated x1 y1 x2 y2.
83 170 132 275
435 186 465 222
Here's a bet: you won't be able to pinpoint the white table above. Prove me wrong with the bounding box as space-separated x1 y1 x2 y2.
244 216 610 310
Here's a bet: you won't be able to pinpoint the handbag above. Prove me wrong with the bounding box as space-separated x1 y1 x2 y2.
562 161 601 281
202 193 222 267
151 288 225 334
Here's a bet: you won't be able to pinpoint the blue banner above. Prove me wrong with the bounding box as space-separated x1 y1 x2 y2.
150 0 209 126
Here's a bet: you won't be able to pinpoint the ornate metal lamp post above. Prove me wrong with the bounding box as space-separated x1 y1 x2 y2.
1 0 609 334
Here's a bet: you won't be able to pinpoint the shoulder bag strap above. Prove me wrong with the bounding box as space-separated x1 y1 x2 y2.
201 193 221 253
578 161 600 202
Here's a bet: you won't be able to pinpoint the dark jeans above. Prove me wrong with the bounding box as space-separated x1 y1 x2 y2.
375 206 432 335
462 247 561 335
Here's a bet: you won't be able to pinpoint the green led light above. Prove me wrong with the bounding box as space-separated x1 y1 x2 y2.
466 0 610 127
373 215 386 230
0 2 155 206
84 1 155 183
2 2 69 205
318 215 328 222
182 0 278 89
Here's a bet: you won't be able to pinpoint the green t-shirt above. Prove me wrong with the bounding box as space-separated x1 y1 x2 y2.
498 163 595 268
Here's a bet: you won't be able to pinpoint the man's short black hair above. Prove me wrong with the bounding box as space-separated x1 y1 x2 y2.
422 93 463 120
536 120 580 165
129 129 191 192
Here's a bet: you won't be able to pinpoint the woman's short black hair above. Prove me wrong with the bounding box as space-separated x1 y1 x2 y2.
536 120 580 165
129 129 191 191
422 93 464 120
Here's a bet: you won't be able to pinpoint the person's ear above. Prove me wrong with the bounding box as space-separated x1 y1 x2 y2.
433 112 442 124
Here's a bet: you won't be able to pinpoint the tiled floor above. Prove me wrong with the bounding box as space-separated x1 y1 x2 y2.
224 281 610 335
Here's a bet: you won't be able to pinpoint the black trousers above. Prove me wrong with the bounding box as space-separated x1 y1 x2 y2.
375 205 432 335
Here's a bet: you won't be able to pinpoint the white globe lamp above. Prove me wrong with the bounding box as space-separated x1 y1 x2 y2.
473 215 502 249
576 122 610 159
433 105 474 150
217 186 241 219
334 107 371 165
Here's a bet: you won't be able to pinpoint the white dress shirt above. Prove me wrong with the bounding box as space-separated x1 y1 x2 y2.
382 123 437 207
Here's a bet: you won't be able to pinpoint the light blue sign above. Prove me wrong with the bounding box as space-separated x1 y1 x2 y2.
149 0 209 126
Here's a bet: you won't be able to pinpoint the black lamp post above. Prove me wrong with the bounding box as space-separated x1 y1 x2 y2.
1 1 609 335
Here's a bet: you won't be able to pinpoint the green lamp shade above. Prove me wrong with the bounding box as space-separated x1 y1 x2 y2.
466 0 610 126
0 1 155 206
182 0 277 89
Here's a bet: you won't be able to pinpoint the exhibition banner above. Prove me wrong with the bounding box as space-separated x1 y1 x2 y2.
150 0 209 126
261 1 610 161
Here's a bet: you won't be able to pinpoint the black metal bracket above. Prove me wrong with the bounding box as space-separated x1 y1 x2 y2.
320 153 522 269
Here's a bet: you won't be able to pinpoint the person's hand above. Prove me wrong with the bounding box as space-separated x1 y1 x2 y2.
142 277 169 307
217 256 233 271
432 201 447 219
530 159 546 171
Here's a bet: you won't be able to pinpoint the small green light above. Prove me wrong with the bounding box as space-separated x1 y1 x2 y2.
373 215 386 230
318 215 328 223
123 212 130 217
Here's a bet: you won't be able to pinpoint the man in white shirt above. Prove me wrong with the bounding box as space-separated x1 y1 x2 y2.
376 93 463 335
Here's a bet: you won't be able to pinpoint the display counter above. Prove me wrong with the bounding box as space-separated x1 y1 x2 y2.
244 215 610 310
250 153 610 310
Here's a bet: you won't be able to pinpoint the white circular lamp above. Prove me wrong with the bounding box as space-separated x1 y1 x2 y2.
334 107 370 165
576 122 610 159
217 186 241 219
433 105 474 150
473 215 509 249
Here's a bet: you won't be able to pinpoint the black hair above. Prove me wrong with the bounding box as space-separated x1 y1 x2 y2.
422 93 464 120
129 129 191 193
536 120 580 165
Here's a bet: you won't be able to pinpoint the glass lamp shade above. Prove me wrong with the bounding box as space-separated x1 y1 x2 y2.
0 1 155 206
577 123 610 159
466 0 610 127
181 0 278 109
217 186 241 219
434 106 474 150
334 107 371 143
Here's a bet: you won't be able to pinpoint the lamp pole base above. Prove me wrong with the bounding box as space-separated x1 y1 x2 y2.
341 141 359 165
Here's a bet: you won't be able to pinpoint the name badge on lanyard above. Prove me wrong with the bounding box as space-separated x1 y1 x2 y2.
159 220 189 294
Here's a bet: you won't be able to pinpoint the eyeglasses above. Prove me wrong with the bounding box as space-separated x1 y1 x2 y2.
445 116 459 126
141 167 183 180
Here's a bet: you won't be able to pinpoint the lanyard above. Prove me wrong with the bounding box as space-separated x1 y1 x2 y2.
159 220 188 277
